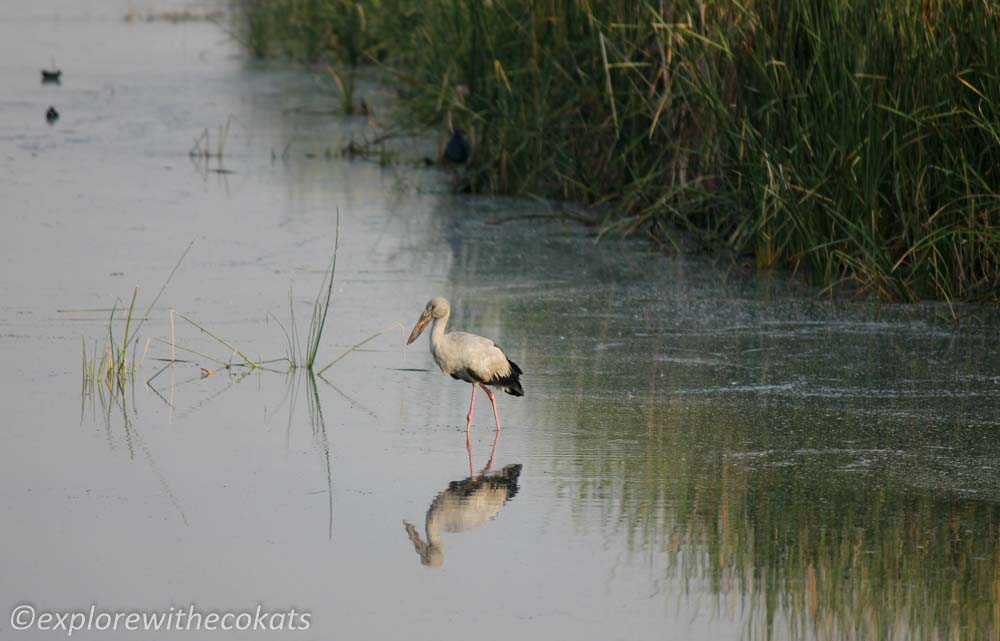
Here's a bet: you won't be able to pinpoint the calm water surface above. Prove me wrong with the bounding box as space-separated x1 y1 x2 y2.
2 2 999 640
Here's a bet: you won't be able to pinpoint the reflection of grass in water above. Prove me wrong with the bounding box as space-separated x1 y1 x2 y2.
561 390 1000 641
305 371 335 539
81 334 189 528
188 117 232 161
85 357 341 533
510 295 1000 641
75 228 394 539
74 240 246 520
74 232 392 538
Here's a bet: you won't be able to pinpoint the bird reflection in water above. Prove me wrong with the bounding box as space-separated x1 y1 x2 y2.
404 434 522 567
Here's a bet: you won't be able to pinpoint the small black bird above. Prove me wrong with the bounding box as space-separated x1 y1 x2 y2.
46 106 59 124
41 69 62 83
444 128 470 165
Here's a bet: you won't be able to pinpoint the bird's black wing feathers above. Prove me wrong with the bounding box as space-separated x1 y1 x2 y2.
485 343 524 396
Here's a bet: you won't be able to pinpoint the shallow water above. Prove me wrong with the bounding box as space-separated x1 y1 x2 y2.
2 2 1000 640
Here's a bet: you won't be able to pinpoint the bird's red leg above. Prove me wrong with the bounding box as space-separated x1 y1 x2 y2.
465 384 477 433
480 383 501 433
466 430 475 477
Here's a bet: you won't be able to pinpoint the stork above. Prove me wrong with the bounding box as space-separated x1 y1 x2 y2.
406 297 523 433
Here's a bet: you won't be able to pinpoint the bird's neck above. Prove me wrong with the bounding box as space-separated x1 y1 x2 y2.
429 311 449 347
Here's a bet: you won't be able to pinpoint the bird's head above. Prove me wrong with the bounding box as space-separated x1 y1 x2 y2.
406 297 450 345
421 545 444 567
404 521 444 567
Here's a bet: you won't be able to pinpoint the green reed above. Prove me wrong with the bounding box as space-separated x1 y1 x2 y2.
79 288 142 398
233 0 371 112
307 216 339 370
237 0 1000 304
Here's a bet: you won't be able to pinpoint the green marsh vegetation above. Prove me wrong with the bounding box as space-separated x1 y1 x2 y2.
78 242 195 413
236 0 372 113
79 216 399 417
74 240 355 534
75 226 394 534
235 0 1000 305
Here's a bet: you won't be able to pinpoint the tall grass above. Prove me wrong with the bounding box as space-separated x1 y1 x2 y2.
79 242 194 407
237 0 1000 304
80 289 145 399
234 0 370 112
307 220 339 369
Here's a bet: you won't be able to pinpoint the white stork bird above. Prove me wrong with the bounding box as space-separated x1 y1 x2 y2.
406 297 523 433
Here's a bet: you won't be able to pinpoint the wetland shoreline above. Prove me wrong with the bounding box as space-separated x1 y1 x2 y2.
235 0 1000 306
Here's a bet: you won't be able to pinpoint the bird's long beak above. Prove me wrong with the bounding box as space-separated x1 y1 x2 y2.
406 310 431 345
